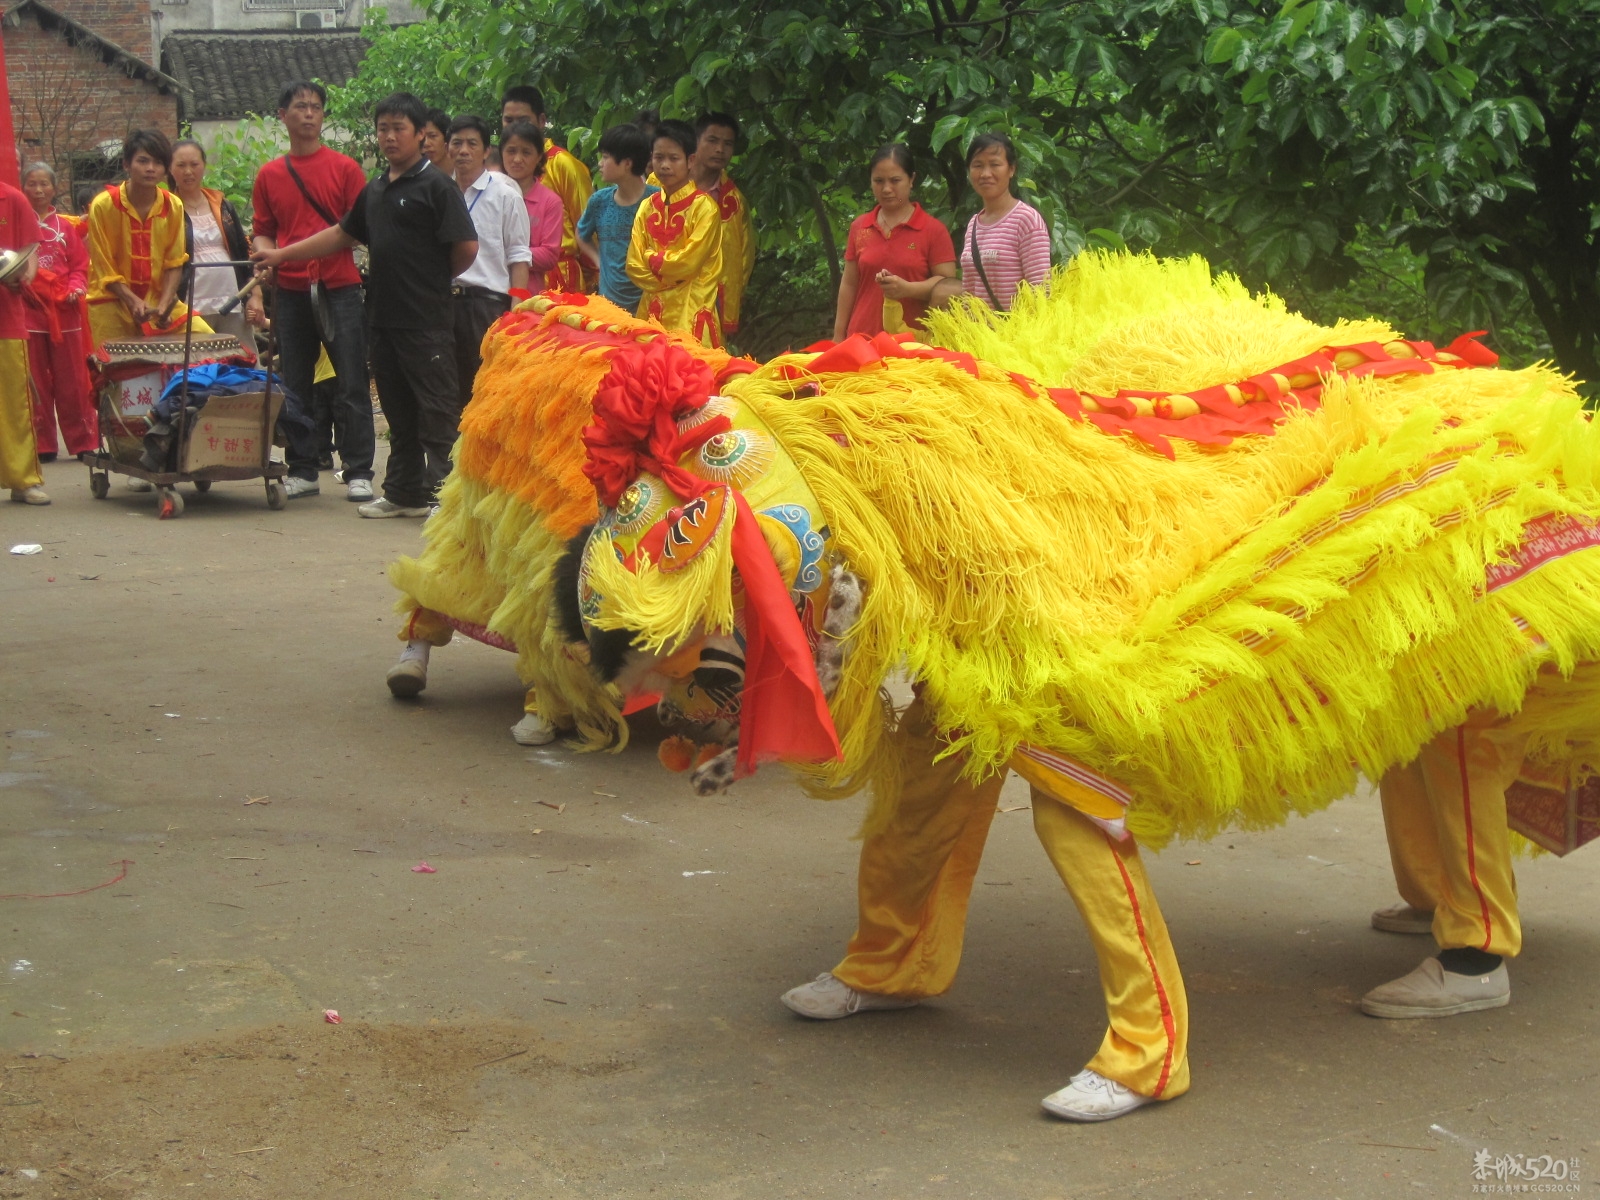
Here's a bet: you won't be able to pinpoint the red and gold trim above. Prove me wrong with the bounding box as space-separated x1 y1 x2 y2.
105 183 175 295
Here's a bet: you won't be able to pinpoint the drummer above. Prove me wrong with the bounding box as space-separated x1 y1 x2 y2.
85 129 199 348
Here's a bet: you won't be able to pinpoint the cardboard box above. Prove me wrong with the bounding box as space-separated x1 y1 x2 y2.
180 391 282 472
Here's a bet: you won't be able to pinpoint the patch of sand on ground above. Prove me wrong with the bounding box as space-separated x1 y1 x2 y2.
0 1021 544 1198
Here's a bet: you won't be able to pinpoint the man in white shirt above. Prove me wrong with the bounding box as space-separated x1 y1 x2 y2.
448 114 531 411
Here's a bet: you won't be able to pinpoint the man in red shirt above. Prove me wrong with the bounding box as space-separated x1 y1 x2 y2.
0 179 46 505
251 80 374 503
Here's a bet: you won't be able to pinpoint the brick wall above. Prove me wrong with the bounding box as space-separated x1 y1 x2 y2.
42 0 153 62
6 11 178 211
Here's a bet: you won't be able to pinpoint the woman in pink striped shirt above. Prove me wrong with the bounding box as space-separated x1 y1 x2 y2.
501 121 563 282
956 132 1050 312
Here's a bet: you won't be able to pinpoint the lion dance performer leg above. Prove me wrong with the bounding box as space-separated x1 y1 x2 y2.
1365 656 1600 1016
782 694 1188 1120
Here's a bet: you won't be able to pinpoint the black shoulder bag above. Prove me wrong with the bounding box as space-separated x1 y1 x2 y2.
967 215 1004 312
282 156 340 343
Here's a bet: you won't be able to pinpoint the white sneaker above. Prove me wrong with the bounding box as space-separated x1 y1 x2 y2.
126 477 153 492
1360 956 1510 1018
346 478 374 502
1371 902 1434 935
9 486 49 505
386 640 430 698
285 476 320 499
511 711 557 745
1040 1069 1156 1122
780 972 919 1020
359 497 430 519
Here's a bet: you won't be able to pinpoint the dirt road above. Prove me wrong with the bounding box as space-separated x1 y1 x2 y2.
3 459 1596 1198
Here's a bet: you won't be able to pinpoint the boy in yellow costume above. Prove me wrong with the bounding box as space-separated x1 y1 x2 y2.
500 86 593 293
625 120 722 348
85 129 195 348
691 113 755 338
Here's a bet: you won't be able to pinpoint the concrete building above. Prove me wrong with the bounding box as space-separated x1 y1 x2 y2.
151 0 422 43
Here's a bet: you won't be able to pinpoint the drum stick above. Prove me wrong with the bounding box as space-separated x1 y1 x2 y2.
215 274 263 316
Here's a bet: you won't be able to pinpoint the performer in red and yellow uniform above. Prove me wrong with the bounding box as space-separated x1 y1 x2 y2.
625 120 722 348
707 172 753 336
0 177 46 504
542 139 594 293
689 114 755 338
498 86 593 293
19 163 94 461
85 129 193 348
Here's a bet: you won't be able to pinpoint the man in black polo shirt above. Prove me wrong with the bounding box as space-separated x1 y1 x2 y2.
254 91 478 518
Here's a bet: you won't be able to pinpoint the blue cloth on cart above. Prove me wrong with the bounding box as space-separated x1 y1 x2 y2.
155 364 312 435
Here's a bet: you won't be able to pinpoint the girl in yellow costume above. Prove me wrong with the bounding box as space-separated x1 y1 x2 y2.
566 251 1600 1121
625 120 722 348
85 129 202 348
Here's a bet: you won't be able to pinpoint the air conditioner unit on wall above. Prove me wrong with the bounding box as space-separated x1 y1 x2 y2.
298 8 341 26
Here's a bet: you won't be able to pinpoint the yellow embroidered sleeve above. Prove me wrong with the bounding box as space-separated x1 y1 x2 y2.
85 193 127 296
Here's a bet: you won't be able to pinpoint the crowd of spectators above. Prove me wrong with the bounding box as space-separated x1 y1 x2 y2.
1 80 1049 513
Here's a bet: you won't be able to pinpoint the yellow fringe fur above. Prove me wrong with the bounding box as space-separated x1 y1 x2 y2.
696 252 1600 846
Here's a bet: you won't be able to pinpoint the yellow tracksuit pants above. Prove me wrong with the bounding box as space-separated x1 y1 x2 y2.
1379 714 1528 957
0 339 42 491
830 703 1189 1100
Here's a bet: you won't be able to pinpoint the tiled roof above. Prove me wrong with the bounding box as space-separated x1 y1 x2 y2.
159 29 371 122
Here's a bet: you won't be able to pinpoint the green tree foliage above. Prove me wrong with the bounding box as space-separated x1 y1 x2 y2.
335 0 1594 373
202 117 289 219
325 9 503 162
1083 0 1593 381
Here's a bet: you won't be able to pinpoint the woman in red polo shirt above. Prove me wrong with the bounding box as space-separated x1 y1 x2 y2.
832 145 957 340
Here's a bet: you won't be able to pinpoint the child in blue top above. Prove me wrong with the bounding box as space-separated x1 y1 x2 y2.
577 124 658 312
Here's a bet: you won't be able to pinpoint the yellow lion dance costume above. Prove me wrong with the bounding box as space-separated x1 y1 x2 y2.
394 254 1600 1118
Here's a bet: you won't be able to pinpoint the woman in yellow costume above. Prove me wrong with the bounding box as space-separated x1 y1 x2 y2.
556 251 1600 1121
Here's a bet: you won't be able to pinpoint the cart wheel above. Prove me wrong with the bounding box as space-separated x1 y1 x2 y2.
158 487 184 520
265 479 288 510
89 471 110 500
192 479 212 493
